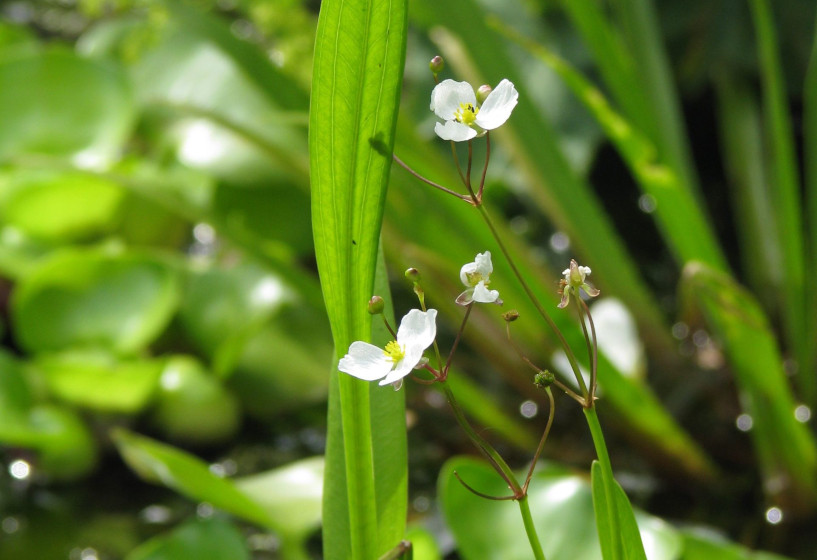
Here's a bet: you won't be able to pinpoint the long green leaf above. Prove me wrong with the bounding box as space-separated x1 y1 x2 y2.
802 7 817 406
682 263 817 512
310 0 408 558
496 24 726 271
748 0 810 403
605 0 701 199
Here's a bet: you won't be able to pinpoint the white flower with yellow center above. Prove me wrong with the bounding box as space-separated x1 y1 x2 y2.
430 79 519 142
456 251 501 305
338 309 437 387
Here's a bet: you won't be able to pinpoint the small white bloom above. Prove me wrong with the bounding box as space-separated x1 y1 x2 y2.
558 260 599 308
430 79 518 141
338 309 437 387
457 251 501 306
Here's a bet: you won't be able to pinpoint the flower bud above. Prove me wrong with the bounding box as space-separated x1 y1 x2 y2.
476 84 492 104
429 56 444 75
405 267 421 283
503 310 520 322
368 296 385 315
534 370 555 389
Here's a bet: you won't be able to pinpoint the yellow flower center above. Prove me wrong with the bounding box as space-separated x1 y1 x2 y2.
454 102 479 126
465 271 486 287
383 341 405 364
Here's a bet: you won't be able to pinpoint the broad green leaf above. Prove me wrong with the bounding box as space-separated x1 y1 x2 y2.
0 48 133 166
178 262 331 415
35 350 164 413
126 518 250 560
0 169 124 242
0 403 98 480
234 456 323 540
439 457 678 560
682 263 817 511
310 0 409 558
112 429 276 530
12 247 180 354
148 356 241 445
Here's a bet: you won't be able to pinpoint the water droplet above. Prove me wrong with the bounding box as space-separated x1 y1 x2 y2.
549 232 570 253
736 414 753 432
520 400 538 419
638 194 657 213
9 460 30 480
671 322 689 340
794 404 811 423
765 507 783 525
1 517 20 534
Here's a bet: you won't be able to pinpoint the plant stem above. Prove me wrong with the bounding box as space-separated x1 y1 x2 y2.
441 383 520 493
517 495 547 560
475 204 587 399
583 405 619 552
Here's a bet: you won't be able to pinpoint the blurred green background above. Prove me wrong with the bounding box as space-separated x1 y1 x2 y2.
0 0 816 558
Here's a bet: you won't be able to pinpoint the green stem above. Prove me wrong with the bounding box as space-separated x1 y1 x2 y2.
441 383 520 493
518 495 547 560
584 406 619 555
475 204 587 400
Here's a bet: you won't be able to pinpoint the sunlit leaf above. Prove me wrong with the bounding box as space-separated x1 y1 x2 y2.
12 247 180 354
0 49 134 166
126 518 250 560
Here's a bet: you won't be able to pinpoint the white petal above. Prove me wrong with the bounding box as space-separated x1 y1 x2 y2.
456 289 474 306
396 309 438 350
475 79 518 130
460 261 477 287
473 251 493 277
435 120 477 142
472 281 500 303
338 341 392 381
430 79 476 120
379 349 420 386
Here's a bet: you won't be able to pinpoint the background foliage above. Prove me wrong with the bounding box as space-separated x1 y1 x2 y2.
0 0 815 558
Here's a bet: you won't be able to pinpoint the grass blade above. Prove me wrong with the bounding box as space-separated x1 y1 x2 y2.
682 263 817 512
748 0 810 403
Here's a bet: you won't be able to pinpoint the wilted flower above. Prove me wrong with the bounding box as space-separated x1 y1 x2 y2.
338 309 437 388
558 259 599 308
457 251 501 306
430 79 518 142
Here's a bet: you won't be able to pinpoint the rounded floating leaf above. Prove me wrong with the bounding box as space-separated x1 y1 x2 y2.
36 350 164 413
0 48 134 165
12 248 180 354
0 169 124 242
126 518 250 560
149 355 241 445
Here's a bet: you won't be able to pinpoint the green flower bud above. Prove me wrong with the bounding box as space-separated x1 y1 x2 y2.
368 296 385 315
405 268 421 283
429 55 444 75
534 370 555 389
476 84 492 104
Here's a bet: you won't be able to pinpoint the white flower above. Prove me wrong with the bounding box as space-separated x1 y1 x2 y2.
430 79 519 141
456 251 501 306
338 309 437 387
558 260 599 308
